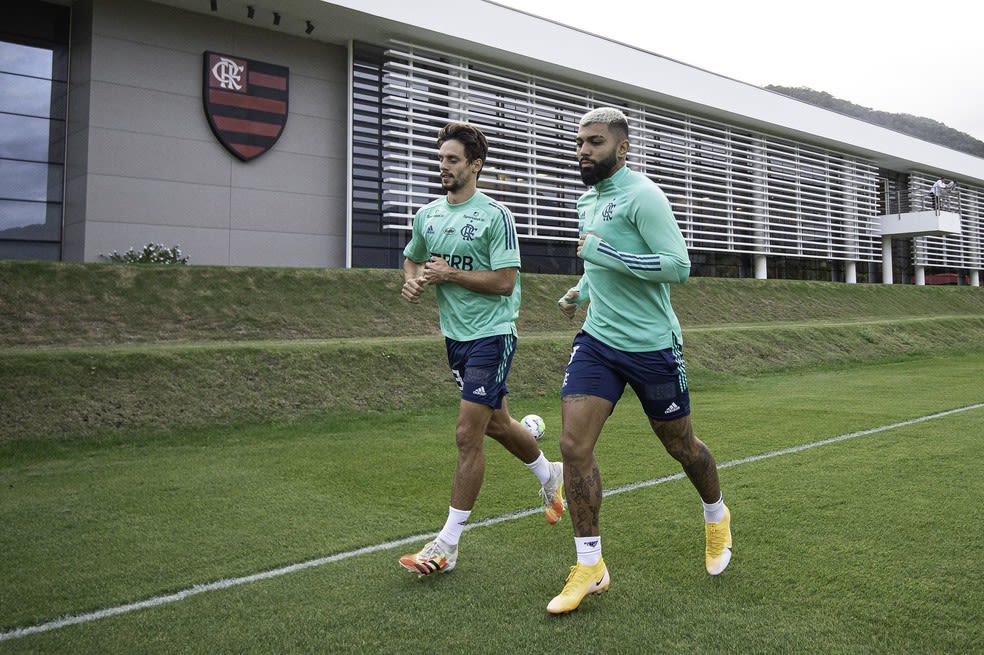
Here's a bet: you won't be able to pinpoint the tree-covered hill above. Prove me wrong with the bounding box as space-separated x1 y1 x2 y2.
766 85 984 159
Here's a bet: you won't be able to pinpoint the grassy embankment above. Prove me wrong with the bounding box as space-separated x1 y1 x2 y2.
2 260 982 443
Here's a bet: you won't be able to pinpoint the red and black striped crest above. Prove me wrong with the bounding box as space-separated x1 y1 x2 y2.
203 51 289 162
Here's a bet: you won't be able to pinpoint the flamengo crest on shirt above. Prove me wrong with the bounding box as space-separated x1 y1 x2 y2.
203 51 289 161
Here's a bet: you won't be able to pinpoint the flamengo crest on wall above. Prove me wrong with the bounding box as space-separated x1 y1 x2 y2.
202 51 289 161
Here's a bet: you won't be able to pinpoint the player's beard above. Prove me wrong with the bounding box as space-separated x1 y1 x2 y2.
579 150 618 186
440 172 464 193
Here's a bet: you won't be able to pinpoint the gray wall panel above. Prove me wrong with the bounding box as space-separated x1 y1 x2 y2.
87 127 231 185
230 151 341 196
229 231 343 268
75 0 348 267
86 175 230 229
231 189 341 235
88 82 213 141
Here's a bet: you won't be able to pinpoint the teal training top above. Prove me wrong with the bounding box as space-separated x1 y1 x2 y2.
403 190 521 342
573 166 691 352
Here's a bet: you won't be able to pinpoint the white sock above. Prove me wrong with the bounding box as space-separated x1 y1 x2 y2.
524 451 551 485
437 507 470 547
703 494 725 523
575 536 602 565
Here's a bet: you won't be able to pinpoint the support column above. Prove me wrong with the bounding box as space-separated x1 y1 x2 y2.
971 271 981 287
881 236 893 284
845 261 857 284
754 254 767 280
914 266 925 285
751 136 769 283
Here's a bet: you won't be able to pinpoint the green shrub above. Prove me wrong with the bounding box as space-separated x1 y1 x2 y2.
101 243 189 264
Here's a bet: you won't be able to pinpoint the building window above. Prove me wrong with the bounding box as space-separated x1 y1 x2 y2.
0 1 70 260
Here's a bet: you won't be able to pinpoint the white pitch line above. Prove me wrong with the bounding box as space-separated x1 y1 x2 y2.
607 402 984 496
2 402 982 642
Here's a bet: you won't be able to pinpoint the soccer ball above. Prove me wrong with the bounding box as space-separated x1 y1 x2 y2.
521 414 546 440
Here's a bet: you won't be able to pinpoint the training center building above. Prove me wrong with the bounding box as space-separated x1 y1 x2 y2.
5 0 984 285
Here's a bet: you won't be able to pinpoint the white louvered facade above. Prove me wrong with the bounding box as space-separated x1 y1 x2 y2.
378 43 886 266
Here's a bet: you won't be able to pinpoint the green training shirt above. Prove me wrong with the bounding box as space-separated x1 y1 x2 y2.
403 190 521 342
574 165 691 352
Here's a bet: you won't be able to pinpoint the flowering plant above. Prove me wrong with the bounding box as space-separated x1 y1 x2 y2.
101 243 189 265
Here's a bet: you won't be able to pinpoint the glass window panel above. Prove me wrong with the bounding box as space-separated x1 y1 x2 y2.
0 71 64 117
0 41 53 78
0 199 61 239
0 239 60 259
0 159 62 202
0 113 63 161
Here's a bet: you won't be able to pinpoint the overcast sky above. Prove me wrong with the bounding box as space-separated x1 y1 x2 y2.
496 0 984 143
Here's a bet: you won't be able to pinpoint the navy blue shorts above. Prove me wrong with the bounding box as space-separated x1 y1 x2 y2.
446 334 515 409
561 331 690 420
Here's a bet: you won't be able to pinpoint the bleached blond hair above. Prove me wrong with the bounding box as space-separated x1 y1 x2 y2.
579 107 627 126
579 107 629 140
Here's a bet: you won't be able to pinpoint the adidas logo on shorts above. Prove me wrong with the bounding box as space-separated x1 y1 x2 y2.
472 386 487 397
664 402 680 414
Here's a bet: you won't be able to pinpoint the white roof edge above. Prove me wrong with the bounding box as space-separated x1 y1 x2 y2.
323 0 984 184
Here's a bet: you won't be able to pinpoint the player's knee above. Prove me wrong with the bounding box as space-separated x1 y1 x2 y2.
559 430 592 462
484 408 522 441
664 439 700 465
454 424 486 452
652 417 697 459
